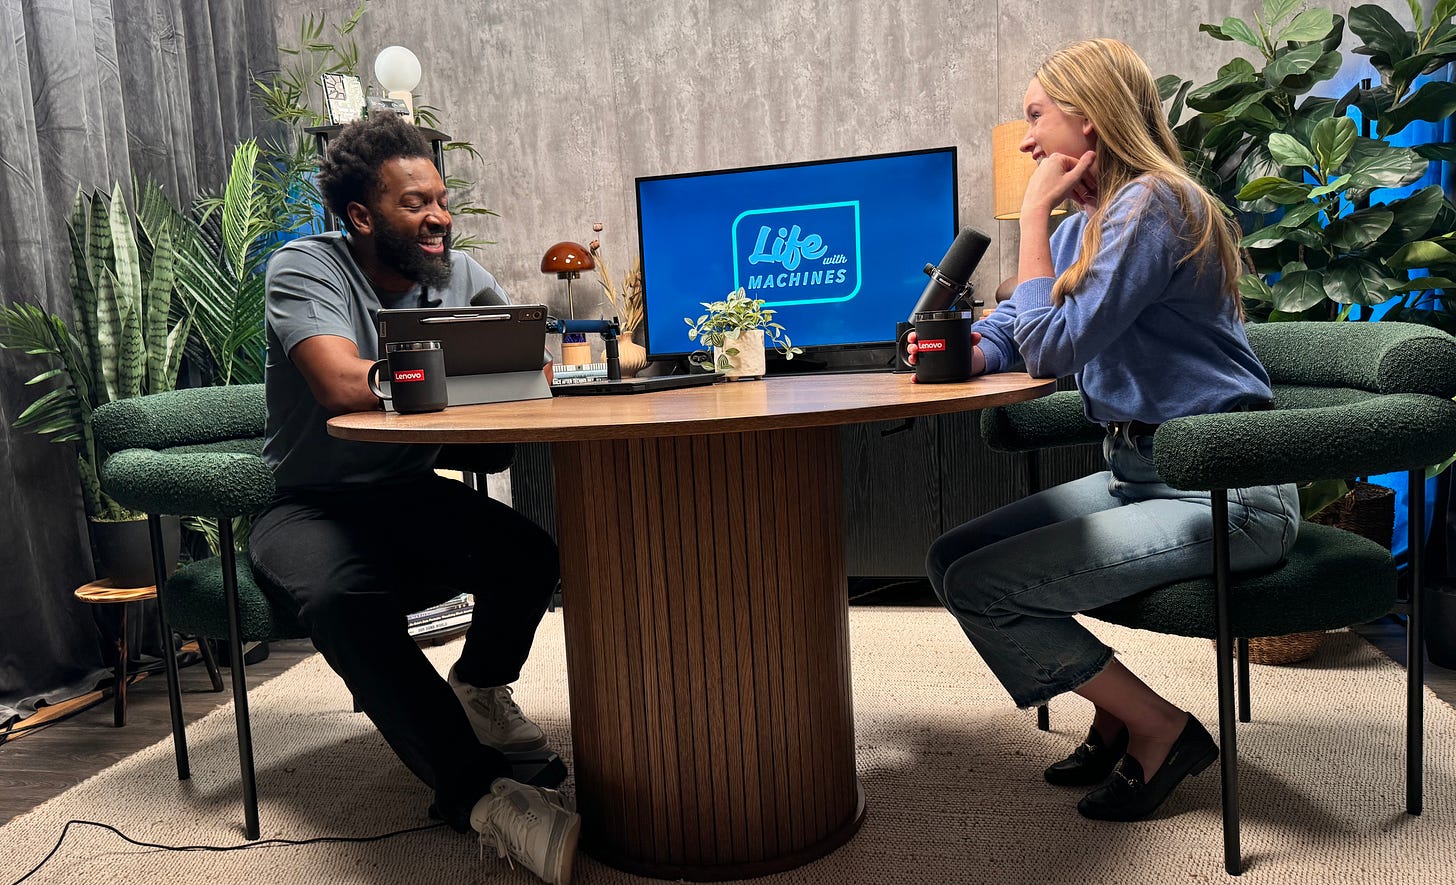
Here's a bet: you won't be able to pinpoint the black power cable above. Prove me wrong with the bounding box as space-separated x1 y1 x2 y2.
8 819 448 885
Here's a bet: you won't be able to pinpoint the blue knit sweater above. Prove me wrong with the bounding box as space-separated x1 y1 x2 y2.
974 177 1272 425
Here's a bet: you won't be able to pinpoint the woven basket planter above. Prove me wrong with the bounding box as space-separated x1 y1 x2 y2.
1308 481 1396 545
1246 481 1395 665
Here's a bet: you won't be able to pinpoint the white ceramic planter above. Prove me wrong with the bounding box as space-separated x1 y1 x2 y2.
715 329 766 380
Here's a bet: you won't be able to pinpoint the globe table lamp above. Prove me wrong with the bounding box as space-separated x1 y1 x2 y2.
375 45 422 124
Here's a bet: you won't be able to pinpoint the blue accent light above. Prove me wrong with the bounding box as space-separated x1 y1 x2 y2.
1330 66 1450 564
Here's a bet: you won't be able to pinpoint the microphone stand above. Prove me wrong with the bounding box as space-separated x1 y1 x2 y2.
546 316 622 381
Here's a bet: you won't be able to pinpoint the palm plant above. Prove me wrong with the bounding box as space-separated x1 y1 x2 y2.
145 138 306 554
141 139 292 386
253 1 496 248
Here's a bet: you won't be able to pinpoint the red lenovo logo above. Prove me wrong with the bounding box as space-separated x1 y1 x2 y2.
917 339 947 352
393 369 426 383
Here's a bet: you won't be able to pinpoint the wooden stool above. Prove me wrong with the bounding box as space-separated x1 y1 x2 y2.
73 578 224 726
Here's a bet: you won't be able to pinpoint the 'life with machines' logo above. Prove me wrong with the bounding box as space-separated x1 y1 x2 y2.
731 201 862 307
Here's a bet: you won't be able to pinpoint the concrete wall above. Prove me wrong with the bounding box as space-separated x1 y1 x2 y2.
275 0 1405 357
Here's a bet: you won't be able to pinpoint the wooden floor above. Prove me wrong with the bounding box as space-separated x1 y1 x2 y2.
0 639 316 825
2 620 1454 827
1351 615 1456 701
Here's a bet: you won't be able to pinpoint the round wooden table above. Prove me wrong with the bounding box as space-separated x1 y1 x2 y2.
73 579 225 726
329 371 1053 879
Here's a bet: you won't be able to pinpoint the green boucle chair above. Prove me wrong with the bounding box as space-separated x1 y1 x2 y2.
93 384 302 841
980 321 1456 875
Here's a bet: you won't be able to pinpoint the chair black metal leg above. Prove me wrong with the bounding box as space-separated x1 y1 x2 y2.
149 514 189 781
1025 453 1051 732
1212 491 1242 875
1237 638 1251 723
1014 451 1052 736
220 520 261 840
197 635 225 692
1407 468 1425 816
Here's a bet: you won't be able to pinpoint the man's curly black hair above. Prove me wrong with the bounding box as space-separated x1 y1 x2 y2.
317 112 433 233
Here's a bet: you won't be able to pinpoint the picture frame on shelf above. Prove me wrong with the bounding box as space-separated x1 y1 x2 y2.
321 73 365 125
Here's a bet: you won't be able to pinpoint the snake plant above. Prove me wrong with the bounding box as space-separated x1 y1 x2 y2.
0 184 189 520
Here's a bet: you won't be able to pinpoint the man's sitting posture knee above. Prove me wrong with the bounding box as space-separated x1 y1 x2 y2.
249 112 577 882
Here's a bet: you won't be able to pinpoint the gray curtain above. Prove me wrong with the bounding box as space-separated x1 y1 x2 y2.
0 0 279 726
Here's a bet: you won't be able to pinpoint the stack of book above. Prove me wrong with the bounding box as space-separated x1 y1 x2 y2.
553 362 609 386
408 593 474 640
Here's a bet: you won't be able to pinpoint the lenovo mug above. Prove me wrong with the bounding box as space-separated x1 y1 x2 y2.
368 340 447 413
912 310 976 383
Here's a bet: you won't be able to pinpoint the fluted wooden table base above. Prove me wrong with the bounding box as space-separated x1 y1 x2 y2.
328 372 1056 876
554 426 864 879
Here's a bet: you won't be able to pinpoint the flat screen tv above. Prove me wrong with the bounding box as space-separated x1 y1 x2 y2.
635 146 959 362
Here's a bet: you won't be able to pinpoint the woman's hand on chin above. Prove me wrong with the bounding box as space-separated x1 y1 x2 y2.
1023 150 1097 216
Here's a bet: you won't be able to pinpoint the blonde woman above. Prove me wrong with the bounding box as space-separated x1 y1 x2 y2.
908 39 1299 820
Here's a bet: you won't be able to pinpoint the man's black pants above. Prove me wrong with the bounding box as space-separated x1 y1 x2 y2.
249 472 559 828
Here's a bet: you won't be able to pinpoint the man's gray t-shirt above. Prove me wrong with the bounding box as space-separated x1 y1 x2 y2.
263 232 509 490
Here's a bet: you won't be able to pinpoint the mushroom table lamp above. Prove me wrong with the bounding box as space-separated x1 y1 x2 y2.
541 241 597 366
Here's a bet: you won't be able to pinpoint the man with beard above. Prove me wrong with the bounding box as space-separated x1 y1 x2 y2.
251 113 580 884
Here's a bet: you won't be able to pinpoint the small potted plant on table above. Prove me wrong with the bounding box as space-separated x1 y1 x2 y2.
685 288 802 380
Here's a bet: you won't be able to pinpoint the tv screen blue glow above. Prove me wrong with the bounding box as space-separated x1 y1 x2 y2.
635 147 958 360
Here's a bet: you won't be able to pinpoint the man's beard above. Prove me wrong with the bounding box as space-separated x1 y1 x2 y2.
371 210 453 289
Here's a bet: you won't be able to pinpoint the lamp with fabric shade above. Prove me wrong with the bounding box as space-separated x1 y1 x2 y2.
994 119 1074 221
991 119 1068 306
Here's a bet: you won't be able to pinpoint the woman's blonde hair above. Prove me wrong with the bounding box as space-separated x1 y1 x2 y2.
1034 38 1242 312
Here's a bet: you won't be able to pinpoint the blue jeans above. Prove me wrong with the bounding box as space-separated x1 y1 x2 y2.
928 427 1300 708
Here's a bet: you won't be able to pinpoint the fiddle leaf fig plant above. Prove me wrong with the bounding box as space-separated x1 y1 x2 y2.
1234 113 1436 317
1159 0 1456 326
1161 0 1456 518
685 287 803 371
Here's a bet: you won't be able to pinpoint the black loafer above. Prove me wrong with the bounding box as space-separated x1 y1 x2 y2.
1076 715 1218 821
1044 726 1129 786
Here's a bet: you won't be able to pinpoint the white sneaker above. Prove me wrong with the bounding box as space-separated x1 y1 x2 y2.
448 667 549 752
472 778 581 884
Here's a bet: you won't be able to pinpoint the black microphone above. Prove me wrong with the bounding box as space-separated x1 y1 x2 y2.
909 227 992 319
470 286 503 306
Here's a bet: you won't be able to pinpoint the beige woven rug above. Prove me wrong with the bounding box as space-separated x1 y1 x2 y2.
3 608 1453 884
